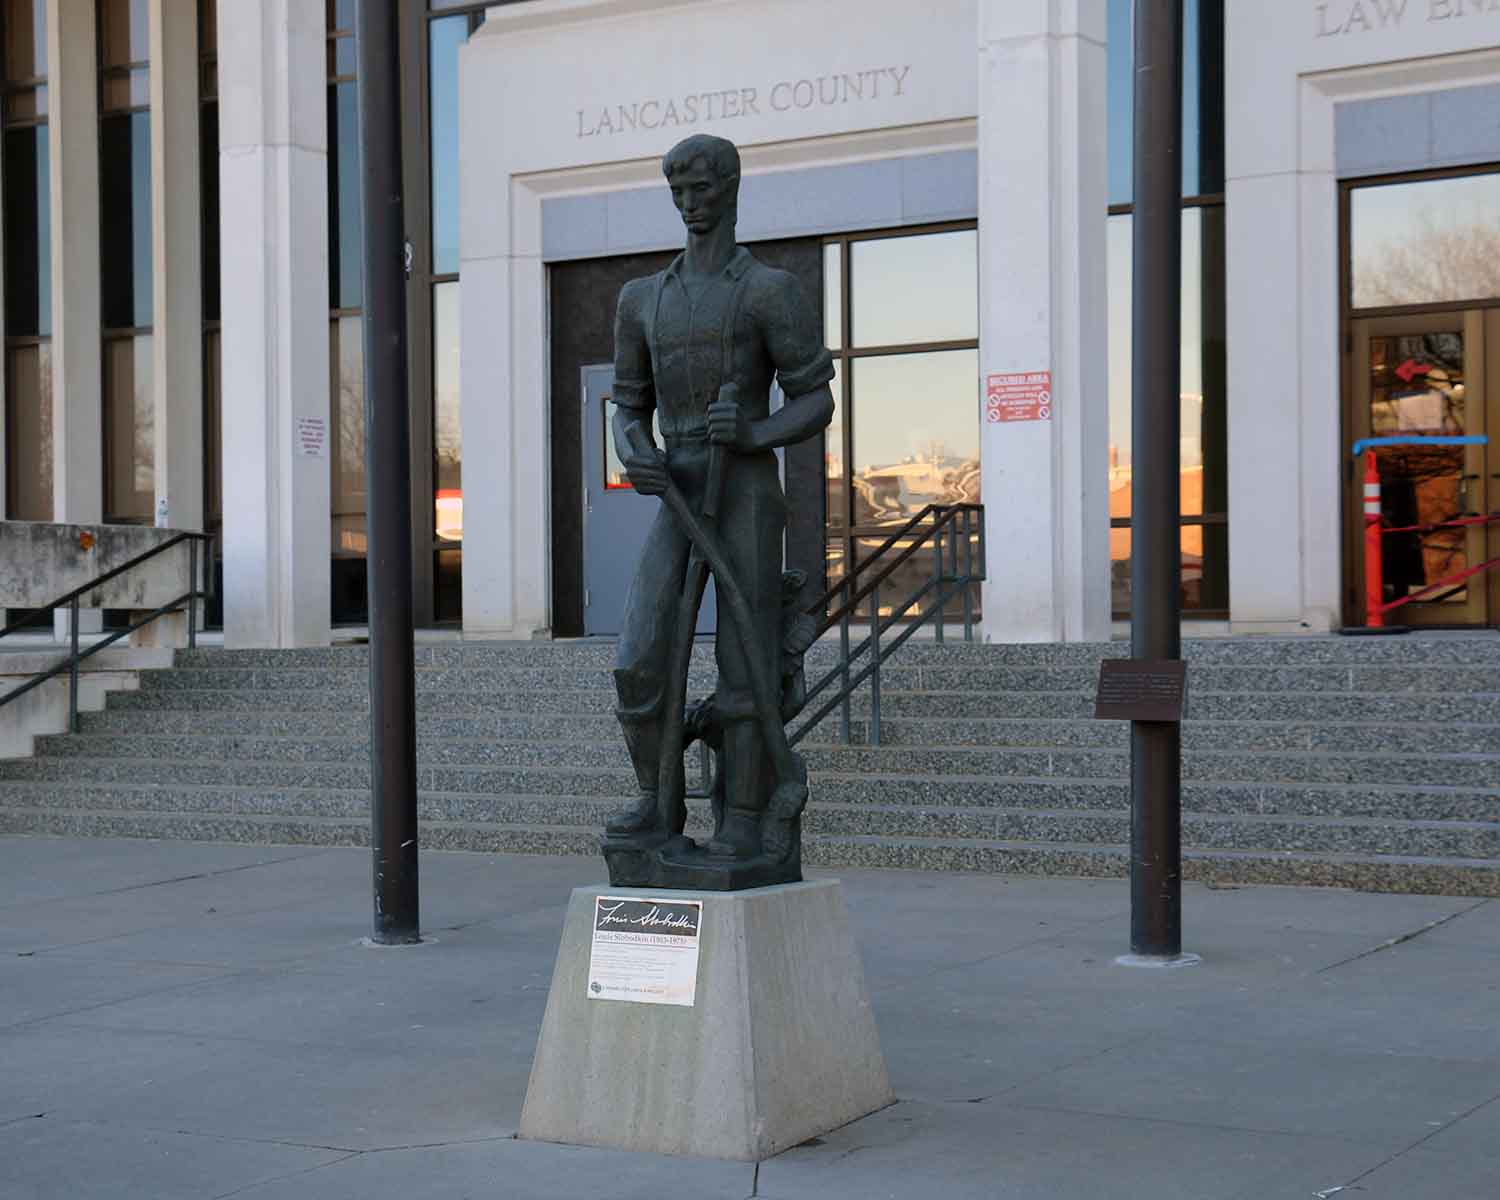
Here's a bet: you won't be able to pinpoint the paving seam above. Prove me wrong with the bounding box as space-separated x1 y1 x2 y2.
1314 897 1495 974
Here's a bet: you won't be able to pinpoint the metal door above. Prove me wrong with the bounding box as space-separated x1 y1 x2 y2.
1346 311 1493 626
581 363 715 636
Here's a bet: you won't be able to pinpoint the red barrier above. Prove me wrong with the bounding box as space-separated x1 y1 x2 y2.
1363 450 1384 628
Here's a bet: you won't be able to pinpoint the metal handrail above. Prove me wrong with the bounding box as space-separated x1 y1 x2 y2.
0 530 214 732
789 503 985 747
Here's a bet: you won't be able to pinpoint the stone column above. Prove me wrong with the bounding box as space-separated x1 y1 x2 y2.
47 0 103 637
976 0 1110 643
148 0 203 535
216 0 330 648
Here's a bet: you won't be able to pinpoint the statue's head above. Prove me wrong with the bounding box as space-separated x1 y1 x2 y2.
662 134 740 236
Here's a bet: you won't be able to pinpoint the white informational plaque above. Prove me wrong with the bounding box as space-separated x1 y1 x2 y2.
587 895 703 1007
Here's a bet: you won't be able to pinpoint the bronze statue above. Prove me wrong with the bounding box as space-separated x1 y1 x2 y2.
603 134 834 890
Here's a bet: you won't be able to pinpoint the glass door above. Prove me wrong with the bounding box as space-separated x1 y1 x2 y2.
1346 310 1492 626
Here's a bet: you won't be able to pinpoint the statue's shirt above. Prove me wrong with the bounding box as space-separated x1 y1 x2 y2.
613 247 834 440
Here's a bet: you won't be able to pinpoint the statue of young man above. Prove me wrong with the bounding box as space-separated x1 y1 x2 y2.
607 134 834 869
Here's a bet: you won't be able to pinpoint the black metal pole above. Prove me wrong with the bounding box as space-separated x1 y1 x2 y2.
358 0 419 945
1130 0 1184 959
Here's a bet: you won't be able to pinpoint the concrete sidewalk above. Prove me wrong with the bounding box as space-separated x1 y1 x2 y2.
1 837 1496 1199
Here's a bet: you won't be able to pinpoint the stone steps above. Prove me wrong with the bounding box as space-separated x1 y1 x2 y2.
70 706 1500 754
96 684 1500 724
0 767 1492 821
3 636 1498 896
21 733 1500 791
0 803 1494 897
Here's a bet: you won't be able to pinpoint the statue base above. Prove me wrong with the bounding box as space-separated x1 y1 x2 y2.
602 831 802 891
518 879 892 1161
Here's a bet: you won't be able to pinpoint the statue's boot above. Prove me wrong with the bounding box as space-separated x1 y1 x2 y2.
606 717 662 836
707 718 767 860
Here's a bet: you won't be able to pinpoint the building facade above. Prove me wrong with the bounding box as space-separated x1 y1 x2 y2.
1 0 1497 646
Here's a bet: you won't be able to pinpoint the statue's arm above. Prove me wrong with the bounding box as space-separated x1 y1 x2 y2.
737 382 834 453
612 278 668 495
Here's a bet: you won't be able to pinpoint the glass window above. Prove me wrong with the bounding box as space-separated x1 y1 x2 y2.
434 280 462 536
202 329 220 527
850 229 977 347
5 342 51 520
3 0 45 81
99 110 152 330
1110 524 1227 618
3 124 49 336
823 225 981 617
850 350 979 527
1106 0 1224 205
328 80 362 310
97 0 147 66
200 101 219 322
429 15 467 275
823 242 842 350
330 315 366 557
103 334 153 521
825 359 844 526
1106 205 1228 612
1350 170 1500 309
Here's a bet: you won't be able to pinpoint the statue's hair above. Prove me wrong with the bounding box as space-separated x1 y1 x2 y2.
661 134 740 185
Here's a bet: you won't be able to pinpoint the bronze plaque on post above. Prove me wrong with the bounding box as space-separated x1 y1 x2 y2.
1094 659 1188 722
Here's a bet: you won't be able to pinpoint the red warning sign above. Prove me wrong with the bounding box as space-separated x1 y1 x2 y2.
985 371 1052 423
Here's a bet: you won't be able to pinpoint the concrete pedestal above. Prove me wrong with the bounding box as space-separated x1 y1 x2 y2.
518 879 892 1162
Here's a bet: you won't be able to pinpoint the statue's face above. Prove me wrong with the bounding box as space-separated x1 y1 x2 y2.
668 157 734 235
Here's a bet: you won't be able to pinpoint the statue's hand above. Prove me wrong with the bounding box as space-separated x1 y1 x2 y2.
707 388 753 451
624 448 670 496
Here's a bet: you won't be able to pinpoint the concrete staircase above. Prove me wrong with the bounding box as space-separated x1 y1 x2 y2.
0 637 1497 895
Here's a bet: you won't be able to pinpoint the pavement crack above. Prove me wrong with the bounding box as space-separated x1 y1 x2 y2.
208 1151 363 1199
0 850 332 913
1316 898 1492 974
1317 1089 1500 1195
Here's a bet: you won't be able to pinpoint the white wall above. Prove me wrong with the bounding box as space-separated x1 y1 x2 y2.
1225 0 1500 632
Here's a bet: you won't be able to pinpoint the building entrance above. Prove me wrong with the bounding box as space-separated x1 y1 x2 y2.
1345 309 1500 626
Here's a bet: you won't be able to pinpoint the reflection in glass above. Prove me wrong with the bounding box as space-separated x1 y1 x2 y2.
103 335 153 521
851 230 977 348
97 0 148 67
4 0 46 82
99 111 152 329
823 242 842 350
429 15 468 275
850 350 979 527
1111 524 1227 616
1106 207 1223 507
5 343 52 520
1366 331 1469 606
824 359 844 527
3 125 50 336
328 80 362 309
330 316 366 557
1351 171 1500 308
1106 0 1221 205
433 280 462 538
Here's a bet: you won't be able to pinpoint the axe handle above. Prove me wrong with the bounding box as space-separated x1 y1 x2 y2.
704 447 725 519
703 382 737 520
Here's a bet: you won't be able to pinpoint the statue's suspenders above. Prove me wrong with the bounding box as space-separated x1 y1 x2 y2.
643 258 753 438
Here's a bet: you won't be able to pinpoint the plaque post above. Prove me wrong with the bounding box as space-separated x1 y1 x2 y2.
359 0 420 945
1126 0 1191 965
